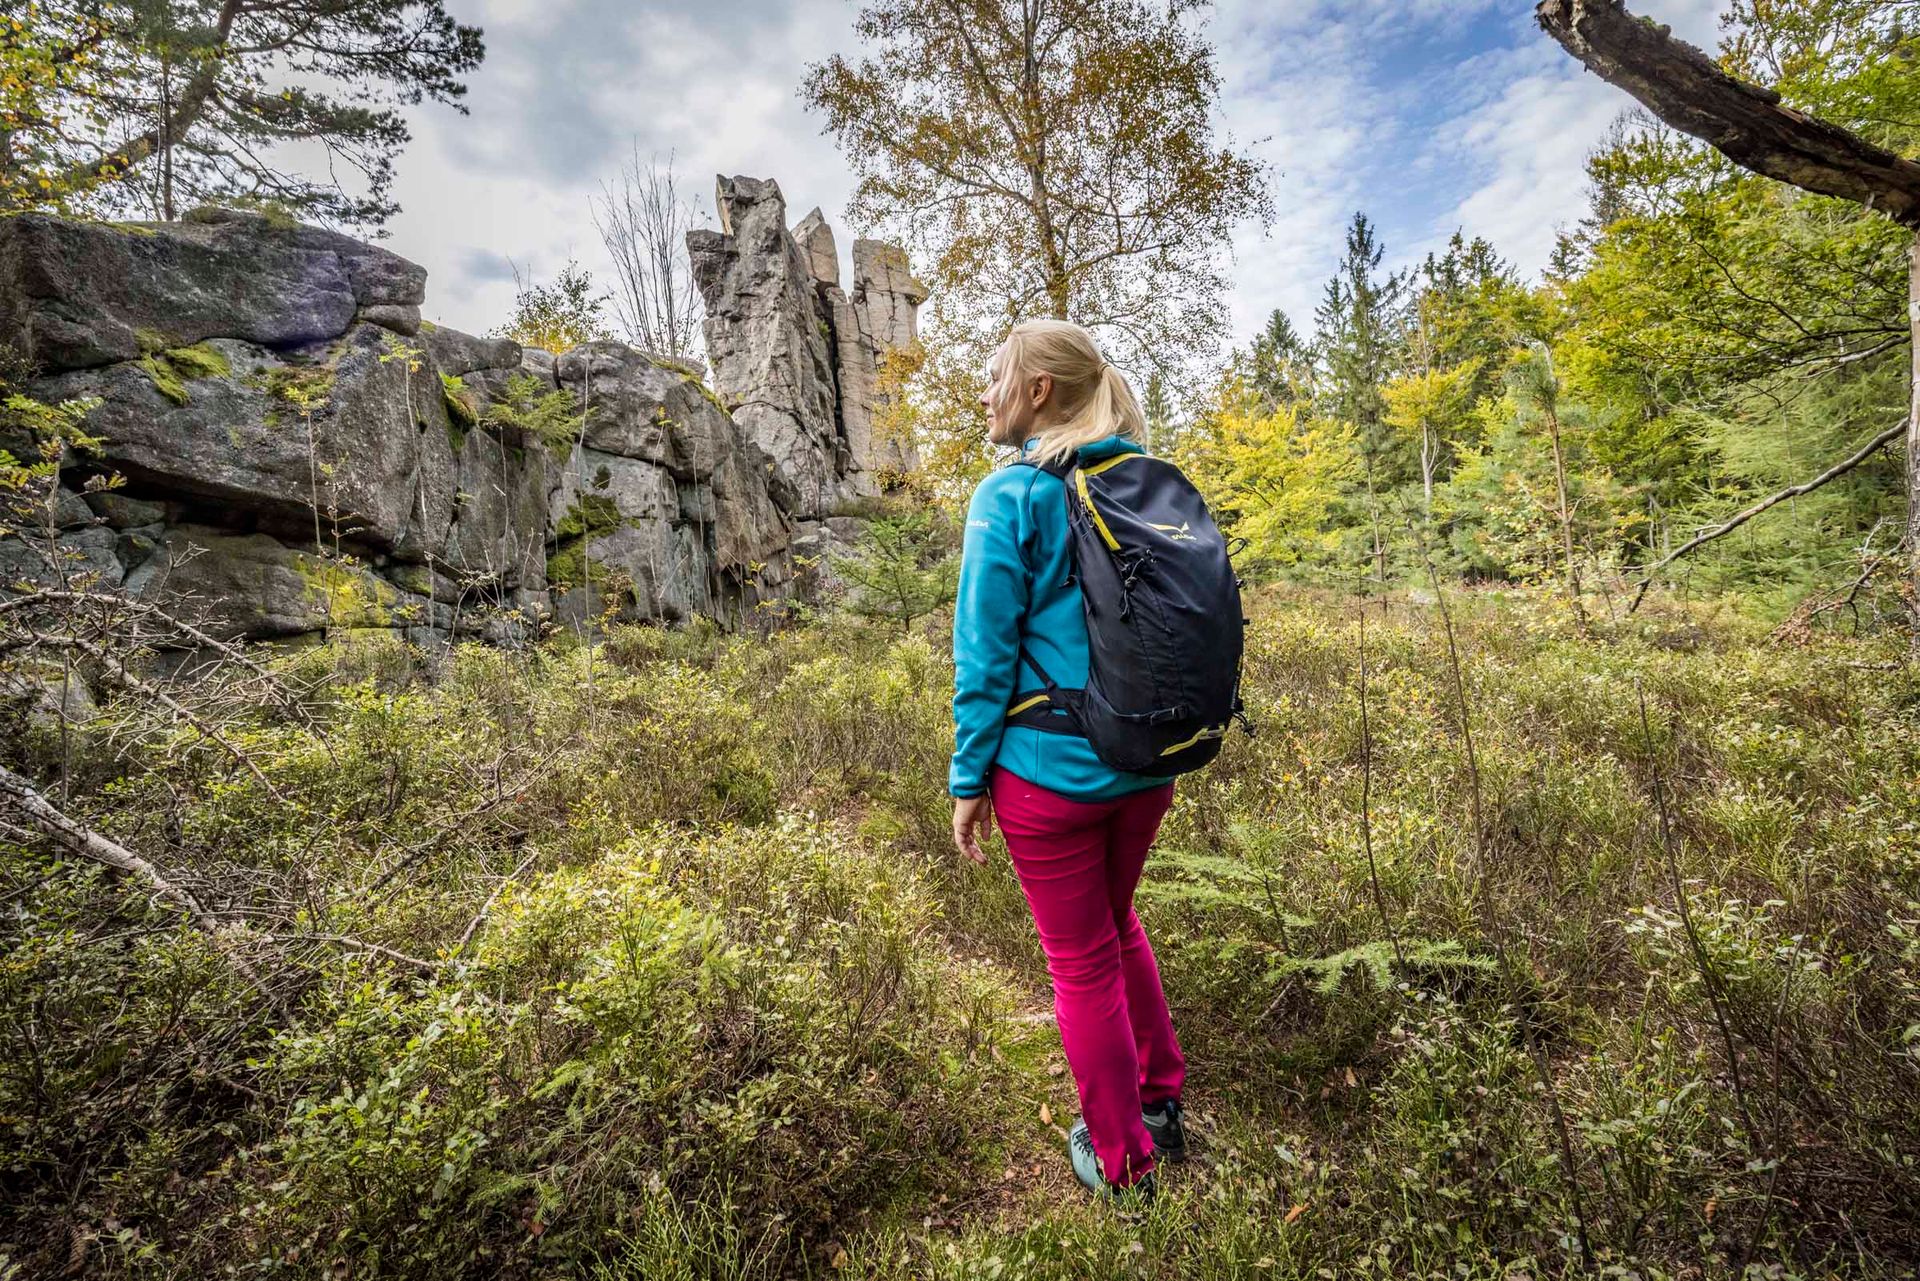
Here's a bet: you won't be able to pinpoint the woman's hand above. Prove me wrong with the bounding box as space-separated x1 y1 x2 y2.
952 795 994 865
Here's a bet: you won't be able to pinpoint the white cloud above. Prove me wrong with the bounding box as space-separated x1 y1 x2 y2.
369 0 1739 356
1429 0 1727 282
381 0 860 336
1210 0 1385 346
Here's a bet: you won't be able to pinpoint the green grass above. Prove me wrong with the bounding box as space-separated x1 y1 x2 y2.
2 590 1917 1278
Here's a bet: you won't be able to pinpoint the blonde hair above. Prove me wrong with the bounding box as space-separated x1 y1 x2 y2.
989 319 1147 465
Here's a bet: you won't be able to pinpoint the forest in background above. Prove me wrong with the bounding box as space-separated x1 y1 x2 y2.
829 1 1913 634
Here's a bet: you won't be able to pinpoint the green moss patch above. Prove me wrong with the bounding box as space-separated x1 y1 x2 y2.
166 343 231 380
546 496 633 592
441 372 480 450
554 494 622 541
544 538 626 592
136 342 232 406
644 352 731 416
292 556 405 628
256 365 337 417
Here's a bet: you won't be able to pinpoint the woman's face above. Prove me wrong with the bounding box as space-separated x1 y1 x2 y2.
981 343 1050 446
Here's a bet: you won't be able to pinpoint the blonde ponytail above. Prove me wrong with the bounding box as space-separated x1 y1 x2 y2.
994 319 1147 465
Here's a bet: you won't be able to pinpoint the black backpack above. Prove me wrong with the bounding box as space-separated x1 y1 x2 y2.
1010 450 1251 777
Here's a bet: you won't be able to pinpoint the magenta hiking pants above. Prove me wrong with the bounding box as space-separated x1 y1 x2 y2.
989 765 1185 1187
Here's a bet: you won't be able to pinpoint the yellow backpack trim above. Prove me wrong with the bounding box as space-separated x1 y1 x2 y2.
1006 693 1050 718
1074 468 1122 552
1078 452 1140 478
1159 723 1227 756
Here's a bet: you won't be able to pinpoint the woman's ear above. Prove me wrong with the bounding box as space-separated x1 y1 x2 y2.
1028 372 1053 413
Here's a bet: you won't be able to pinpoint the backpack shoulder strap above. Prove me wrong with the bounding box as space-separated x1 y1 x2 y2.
1010 452 1076 480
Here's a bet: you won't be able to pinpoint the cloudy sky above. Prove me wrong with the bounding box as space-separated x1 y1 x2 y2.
376 0 1726 351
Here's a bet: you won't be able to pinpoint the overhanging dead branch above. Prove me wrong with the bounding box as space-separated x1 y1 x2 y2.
0 765 294 1021
1535 0 1920 225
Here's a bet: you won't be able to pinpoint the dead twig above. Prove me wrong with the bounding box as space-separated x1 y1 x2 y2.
454 850 539 957
18 631 287 802
364 750 559 894
0 588 320 728
283 932 440 974
1355 610 1403 965
1631 420 1907 613
0 767 294 1023
1634 683 1759 1139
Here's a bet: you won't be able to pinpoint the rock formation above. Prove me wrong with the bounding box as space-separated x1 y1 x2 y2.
689 176 926 520
0 186 926 647
548 341 789 625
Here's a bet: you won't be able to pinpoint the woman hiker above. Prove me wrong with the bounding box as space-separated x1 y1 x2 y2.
948 318 1187 1201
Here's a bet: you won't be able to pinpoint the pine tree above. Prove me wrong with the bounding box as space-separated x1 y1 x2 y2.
1244 309 1312 413
1313 213 1407 582
830 512 959 630
1142 373 1177 455
1 0 484 227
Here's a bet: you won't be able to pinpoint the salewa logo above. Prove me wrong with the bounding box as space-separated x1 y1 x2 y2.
1149 521 1198 542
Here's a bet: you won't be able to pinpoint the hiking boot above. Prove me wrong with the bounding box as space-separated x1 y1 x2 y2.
1068 1118 1157 1202
1142 1097 1187 1163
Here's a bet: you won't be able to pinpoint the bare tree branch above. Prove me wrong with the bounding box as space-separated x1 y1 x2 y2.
1630 418 1908 612
282 932 439 973
0 766 293 1021
1 588 324 734
454 849 537 956
18 631 288 801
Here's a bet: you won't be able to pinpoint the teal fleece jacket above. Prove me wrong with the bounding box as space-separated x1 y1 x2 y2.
948 434 1170 801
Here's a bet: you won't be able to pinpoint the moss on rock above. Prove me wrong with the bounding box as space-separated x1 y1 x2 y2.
292 555 406 629
554 494 622 541
644 353 732 416
255 365 337 423
136 342 233 406
441 372 480 449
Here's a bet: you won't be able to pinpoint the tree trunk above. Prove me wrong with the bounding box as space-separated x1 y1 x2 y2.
160 56 175 222
1421 422 1436 515
1534 1 1920 221
1545 406 1587 627
1909 234 1920 639
54 0 243 198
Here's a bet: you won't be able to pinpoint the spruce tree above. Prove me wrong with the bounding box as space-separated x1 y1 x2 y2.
1244 308 1312 413
1313 213 1407 580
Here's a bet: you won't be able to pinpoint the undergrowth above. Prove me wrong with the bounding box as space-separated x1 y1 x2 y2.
3 590 1918 1278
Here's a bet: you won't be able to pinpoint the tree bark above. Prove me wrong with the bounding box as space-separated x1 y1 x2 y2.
1534 0 1920 224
